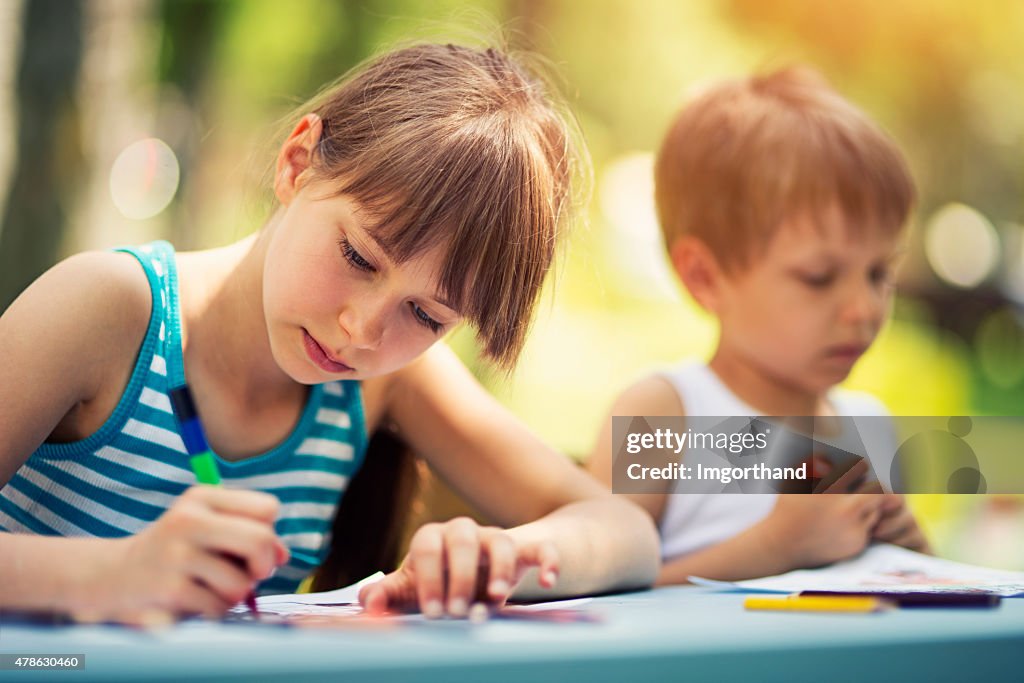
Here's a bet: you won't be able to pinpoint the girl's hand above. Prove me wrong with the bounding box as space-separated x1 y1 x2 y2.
762 492 884 570
359 517 559 618
872 494 930 553
71 486 289 625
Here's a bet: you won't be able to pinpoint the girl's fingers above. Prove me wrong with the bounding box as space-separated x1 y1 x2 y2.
408 525 445 618
358 573 416 616
189 514 282 581
187 550 257 606
481 530 517 603
516 539 560 588
442 518 481 616
182 485 281 524
358 582 387 615
155 577 231 619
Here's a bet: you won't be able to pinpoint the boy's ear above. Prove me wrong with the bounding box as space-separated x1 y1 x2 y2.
274 113 323 205
668 236 724 313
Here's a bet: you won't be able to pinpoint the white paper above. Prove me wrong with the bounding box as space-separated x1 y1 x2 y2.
690 544 1024 596
230 574 595 620
230 571 384 616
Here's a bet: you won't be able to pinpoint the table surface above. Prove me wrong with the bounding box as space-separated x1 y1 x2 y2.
1 586 1022 683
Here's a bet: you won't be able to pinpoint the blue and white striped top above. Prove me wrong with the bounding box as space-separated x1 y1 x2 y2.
0 241 368 594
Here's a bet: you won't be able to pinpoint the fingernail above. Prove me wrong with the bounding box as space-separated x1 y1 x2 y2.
448 598 468 617
488 580 510 598
424 600 443 619
468 602 490 623
543 570 558 586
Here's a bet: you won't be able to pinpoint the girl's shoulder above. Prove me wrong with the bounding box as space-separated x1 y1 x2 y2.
14 251 154 435
1 250 155 457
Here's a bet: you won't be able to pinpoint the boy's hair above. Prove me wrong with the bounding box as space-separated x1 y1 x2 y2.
290 43 583 370
654 66 915 269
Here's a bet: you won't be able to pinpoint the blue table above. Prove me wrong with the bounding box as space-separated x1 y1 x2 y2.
1 586 1022 682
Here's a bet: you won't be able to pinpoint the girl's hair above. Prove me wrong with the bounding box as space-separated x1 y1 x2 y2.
297 41 585 591
291 42 584 370
655 65 916 270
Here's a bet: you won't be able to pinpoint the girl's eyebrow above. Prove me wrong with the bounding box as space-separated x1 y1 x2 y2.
354 222 461 317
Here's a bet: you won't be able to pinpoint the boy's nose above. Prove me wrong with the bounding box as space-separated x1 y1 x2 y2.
337 306 384 351
840 281 886 328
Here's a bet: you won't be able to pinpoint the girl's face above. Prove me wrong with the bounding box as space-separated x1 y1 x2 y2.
262 179 462 384
713 210 903 396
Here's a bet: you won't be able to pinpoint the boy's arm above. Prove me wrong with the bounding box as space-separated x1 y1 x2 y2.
373 344 660 601
655 518 795 584
585 375 891 584
584 374 686 523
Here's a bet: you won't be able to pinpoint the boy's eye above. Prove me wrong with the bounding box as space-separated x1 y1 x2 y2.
410 302 443 334
870 265 893 286
797 272 834 288
338 237 375 272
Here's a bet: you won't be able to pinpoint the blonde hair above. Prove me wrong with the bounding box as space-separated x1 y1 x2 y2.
655 66 915 270
281 43 583 370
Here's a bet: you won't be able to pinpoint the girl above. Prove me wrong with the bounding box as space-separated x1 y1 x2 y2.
0 43 659 624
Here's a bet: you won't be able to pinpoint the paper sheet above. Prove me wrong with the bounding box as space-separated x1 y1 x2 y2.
690 544 1024 596
229 572 384 617
230 573 596 622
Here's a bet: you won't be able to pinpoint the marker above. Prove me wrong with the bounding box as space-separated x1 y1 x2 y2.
169 385 260 617
800 591 1002 608
744 595 894 613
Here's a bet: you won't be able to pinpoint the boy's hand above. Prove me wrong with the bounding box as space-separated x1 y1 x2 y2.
762 493 884 570
71 486 288 625
872 494 930 553
359 517 559 618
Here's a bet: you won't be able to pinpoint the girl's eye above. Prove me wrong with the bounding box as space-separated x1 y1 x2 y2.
410 302 442 334
338 237 374 272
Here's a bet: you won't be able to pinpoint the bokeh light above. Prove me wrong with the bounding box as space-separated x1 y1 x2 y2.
109 138 180 220
924 203 1000 289
975 307 1024 389
598 152 677 300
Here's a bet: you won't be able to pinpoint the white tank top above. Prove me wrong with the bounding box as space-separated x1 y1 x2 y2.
657 362 895 562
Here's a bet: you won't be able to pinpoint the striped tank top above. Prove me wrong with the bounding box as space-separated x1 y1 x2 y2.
0 241 367 594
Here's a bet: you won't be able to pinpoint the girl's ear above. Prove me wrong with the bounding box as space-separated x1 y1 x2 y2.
274 113 324 205
668 236 725 314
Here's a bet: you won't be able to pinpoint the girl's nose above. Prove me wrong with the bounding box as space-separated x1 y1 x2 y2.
338 305 384 351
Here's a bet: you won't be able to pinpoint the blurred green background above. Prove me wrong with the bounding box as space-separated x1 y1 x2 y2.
1 0 1021 570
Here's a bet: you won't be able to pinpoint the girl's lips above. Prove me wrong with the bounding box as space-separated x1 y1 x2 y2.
302 329 354 373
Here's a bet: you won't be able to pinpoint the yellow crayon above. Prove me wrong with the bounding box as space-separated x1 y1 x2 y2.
744 595 894 613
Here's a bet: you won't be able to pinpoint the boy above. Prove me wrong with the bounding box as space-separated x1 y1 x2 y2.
587 67 928 583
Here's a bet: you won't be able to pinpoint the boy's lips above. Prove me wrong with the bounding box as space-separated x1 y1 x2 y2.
302 329 354 373
825 343 869 362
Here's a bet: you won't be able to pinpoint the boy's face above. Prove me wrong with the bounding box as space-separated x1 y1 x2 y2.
712 209 903 396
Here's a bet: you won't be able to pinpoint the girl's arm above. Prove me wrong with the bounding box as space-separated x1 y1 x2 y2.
0 252 149 480
360 344 659 615
0 253 286 621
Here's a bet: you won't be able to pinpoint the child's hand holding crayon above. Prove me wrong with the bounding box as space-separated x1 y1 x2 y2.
358 516 560 618
872 494 930 553
68 486 288 625
758 493 885 570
